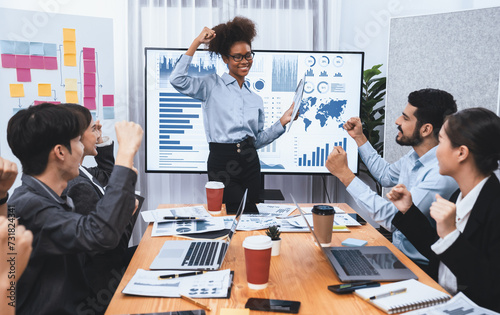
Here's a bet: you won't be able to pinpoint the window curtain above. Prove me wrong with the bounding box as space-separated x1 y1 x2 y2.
126 0 342 244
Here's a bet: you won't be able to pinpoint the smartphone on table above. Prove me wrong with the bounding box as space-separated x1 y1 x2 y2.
348 213 367 225
328 281 380 294
245 298 301 313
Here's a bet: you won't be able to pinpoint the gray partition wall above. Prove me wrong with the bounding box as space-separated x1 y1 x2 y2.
385 7 500 163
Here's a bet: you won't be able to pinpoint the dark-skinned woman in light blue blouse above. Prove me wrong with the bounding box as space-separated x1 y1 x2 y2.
170 17 296 213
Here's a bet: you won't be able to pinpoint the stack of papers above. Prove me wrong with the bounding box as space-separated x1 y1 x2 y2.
151 217 226 237
141 206 212 223
405 292 498 315
256 204 297 217
236 215 278 231
282 213 359 229
143 204 356 235
123 269 232 298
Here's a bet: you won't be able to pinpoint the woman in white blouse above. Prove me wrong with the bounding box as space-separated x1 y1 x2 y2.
386 107 500 312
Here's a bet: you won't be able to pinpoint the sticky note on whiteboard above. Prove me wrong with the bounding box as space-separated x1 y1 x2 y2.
38 84 51 97
10 84 24 97
66 90 78 103
341 238 367 247
63 28 76 41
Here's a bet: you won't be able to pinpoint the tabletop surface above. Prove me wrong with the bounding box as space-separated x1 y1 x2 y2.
105 203 447 315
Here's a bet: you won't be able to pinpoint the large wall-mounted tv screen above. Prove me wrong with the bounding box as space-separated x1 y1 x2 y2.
145 48 363 174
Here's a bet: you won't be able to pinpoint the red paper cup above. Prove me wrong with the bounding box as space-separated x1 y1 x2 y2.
205 181 224 214
243 235 272 290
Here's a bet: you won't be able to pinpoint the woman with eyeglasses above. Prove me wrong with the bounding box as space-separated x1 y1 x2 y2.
170 16 296 213
386 107 500 311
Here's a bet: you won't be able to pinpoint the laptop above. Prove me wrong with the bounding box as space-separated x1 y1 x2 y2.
290 194 417 282
150 190 247 270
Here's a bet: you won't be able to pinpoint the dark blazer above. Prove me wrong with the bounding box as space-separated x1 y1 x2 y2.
11 167 137 315
392 174 500 312
65 143 115 215
65 143 140 307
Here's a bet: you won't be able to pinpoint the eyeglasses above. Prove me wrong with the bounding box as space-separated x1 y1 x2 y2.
225 51 255 62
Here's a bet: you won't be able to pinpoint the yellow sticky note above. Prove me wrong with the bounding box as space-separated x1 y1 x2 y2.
64 53 77 67
38 84 52 97
63 28 76 41
65 79 78 91
220 309 249 315
66 90 78 103
63 41 76 54
9 84 24 98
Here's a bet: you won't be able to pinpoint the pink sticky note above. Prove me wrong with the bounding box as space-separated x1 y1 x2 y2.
34 101 61 105
83 60 95 73
103 94 114 107
16 68 31 82
44 57 58 70
16 55 31 69
1 54 16 68
82 47 95 60
84 85 96 98
83 97 96 110
84 73 95 85
30 55 45 69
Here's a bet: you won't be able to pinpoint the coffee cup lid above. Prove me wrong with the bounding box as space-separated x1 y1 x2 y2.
243 235 272 250
311 205 335 215
205 181 224 189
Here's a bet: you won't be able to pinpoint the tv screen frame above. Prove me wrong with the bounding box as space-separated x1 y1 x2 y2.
144 47 364 175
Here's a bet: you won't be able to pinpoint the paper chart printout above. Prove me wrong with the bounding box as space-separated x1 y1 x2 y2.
123 269 232 298
141 206 211 223
152 217 226 237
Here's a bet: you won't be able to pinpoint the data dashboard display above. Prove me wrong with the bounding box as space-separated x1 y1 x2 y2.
145 48 363 174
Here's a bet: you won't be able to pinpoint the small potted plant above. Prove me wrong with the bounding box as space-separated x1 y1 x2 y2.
266 225 282 256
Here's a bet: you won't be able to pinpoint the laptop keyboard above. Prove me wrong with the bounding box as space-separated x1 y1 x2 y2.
182 242 220 266
331 249 380 276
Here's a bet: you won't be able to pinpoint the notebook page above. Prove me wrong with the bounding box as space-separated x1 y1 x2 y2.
354 279 450 314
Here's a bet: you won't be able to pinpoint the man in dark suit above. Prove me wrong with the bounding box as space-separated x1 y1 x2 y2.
7 103 143 315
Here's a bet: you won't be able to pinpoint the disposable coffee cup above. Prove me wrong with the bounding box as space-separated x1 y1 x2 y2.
243 235 272 290
311 205 335 247
205 181 224 214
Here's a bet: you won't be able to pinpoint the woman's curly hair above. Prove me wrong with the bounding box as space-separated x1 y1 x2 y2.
208 16 256 57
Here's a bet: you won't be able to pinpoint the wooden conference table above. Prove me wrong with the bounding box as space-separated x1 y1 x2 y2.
106 204 447 315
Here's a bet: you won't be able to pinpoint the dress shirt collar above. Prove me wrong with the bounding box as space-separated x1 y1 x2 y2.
454 175 490 231
221 72 252 92
416 145 438 166
21 173 74 209
405 146 437 171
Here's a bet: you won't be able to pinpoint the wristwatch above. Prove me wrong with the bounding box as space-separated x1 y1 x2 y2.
0 192 9 205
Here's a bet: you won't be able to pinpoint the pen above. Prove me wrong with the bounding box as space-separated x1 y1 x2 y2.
163 216 201 220
158 271 206 280
180 294 212 311
368 288 407 300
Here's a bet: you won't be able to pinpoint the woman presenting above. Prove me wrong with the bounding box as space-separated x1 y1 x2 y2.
386 108 500 311
170 17 296 213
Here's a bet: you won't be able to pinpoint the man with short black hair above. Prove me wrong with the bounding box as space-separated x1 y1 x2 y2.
7 103 143 315
326 88 459 271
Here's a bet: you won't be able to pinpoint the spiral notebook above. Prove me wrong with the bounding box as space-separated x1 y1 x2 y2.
354 279 451 314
